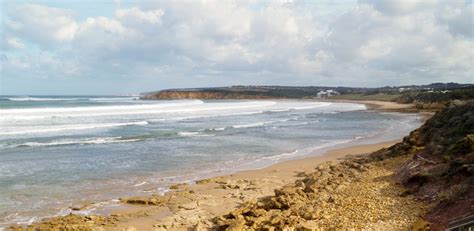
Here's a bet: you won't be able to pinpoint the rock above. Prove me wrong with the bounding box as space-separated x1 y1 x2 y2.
120 197 148 205
152 227 167 231
226 217 246 231
179 202 198 210
157 217 175 229
193 222 207 231
299 221 319 231
295 180 305 188
317 164 328 171
411 219 430 231
262 225 275 231
349 169 359 176
195 179 213 184
169 183 186 190
212 155 428 230
92 227 106 231
149 198 159 205
275 186 299 196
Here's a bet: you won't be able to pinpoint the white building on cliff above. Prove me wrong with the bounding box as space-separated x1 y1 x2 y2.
316 90 340 98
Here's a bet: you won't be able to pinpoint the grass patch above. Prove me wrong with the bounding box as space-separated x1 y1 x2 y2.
330 93 401 101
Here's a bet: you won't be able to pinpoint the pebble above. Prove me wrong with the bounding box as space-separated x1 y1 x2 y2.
214 156 427 230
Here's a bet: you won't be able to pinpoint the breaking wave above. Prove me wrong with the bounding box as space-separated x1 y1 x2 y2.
0 121 149 135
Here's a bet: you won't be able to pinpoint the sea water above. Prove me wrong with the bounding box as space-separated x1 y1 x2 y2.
0 96 422 227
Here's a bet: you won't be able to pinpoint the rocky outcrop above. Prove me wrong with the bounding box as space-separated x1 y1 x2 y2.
213 157 426 230
10 214 122 231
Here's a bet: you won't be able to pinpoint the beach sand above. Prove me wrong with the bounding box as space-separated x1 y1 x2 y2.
10 100 428 230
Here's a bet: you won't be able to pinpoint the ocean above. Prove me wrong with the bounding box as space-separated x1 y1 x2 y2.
0 96 422 227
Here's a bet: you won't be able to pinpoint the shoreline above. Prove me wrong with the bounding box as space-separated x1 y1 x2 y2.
8 100 426 230
13 140 403 231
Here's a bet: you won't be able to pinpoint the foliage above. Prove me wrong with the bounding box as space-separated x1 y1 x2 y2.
417 102 474 156
397 87 474 104
330 93 401 101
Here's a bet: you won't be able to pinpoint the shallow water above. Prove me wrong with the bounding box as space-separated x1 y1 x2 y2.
0 96 422 227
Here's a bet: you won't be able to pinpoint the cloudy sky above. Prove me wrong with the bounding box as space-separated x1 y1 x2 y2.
1 0 473 95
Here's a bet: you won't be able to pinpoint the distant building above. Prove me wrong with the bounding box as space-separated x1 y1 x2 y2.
316 90 340 98
398 87 411 92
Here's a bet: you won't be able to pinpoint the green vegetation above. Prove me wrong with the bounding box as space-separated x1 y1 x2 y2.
417 102 474 156
334 86 474 104
330 93 401 101
143 83 473 103
371 102 474 228
374 102 474 160
201 88 320 98
397 87 474 104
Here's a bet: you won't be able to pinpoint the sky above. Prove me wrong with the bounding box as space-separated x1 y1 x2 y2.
0 0 473 95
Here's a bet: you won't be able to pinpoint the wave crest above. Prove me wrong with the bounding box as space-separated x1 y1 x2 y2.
0 121 149 136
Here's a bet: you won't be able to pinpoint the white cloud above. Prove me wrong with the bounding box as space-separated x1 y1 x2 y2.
6 38 25 49
359 37 394 60
6 4 78 45
436 1 474 37
1 0 473 94
116 7 164 25
363 0 438 15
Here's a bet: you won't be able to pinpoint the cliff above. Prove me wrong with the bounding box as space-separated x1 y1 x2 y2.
370 102 474 229
141 90 279 100
139 86 331 100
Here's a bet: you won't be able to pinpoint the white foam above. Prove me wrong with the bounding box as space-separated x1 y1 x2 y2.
247 138 364 168
209 127 226 131
133 181 149 187
0 100 277 121
152 110 268 122
199 118 303 132
4 96 138 102
262 150 299 161
6 96 75 101
177 131 214 137
201 120 283 131
295 121 312 125
0 121 148 135
276 121 318 128
229 118 292 129
0 137 143 150
0 100 204 114
291 102 332 110
22 137 140 148
0 213 40 228
231 122 269 128
178 131 200 136
87 97 139 101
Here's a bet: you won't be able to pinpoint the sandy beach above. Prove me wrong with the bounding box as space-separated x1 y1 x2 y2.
9 100 430 230
324 99 414 111
16 141 414 231
120 140 409 230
